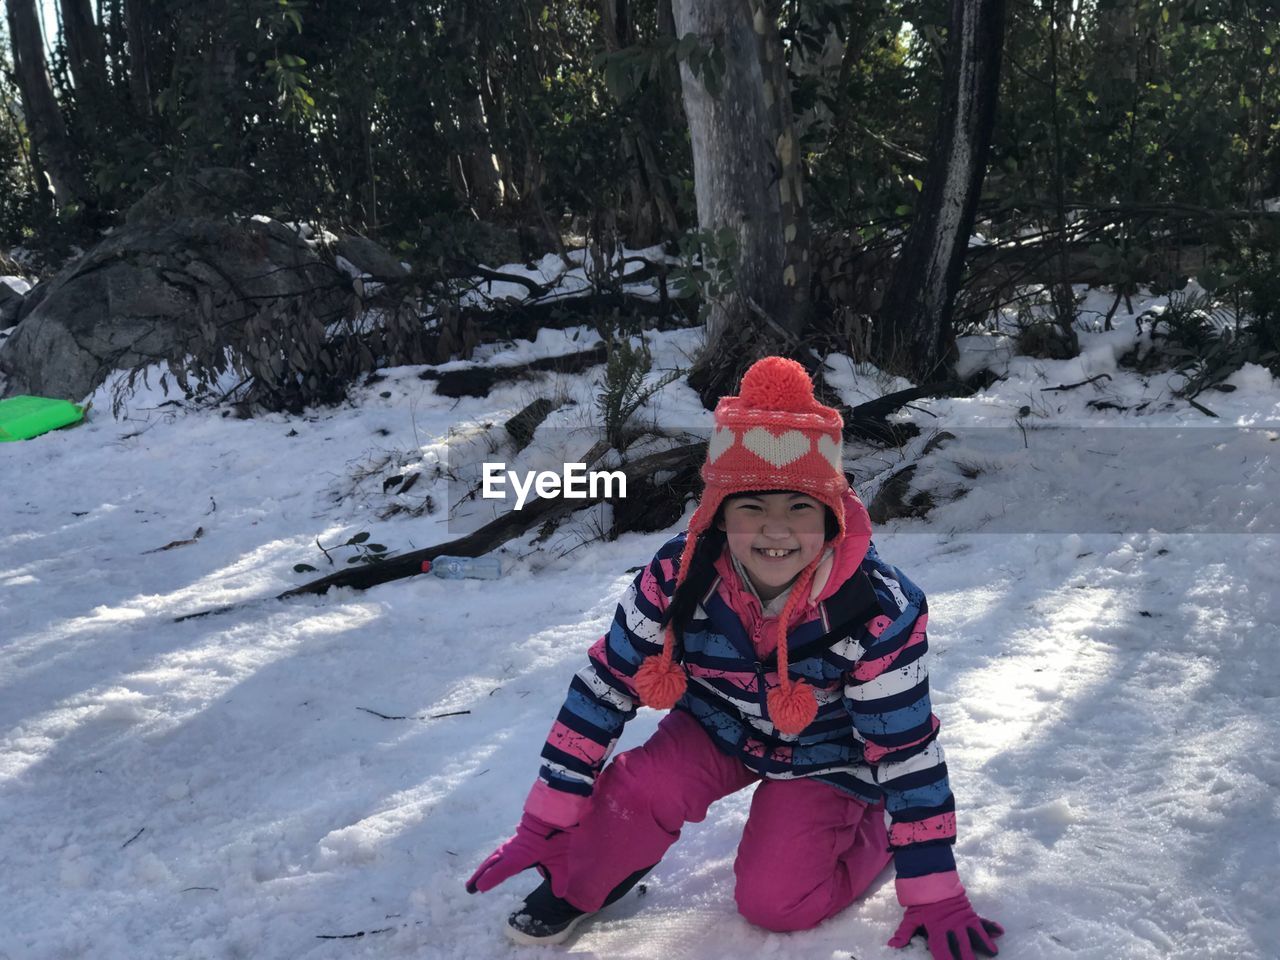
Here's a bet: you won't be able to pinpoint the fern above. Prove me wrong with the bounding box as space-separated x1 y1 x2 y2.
595 337 681 451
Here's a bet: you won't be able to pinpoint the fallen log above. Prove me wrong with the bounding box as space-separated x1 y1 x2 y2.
839 381 971 446
420 342 607 397
174 441 703 620
504 396 560 453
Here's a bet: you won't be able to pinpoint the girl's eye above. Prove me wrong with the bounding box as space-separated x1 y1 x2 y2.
791 502 815 511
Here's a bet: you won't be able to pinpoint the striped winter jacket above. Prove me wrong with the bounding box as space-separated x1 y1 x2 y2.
531 516 960 890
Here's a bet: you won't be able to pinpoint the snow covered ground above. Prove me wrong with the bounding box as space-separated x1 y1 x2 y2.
2 289 1278 960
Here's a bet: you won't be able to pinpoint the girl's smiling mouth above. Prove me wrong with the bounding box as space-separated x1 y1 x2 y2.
754 546 799 559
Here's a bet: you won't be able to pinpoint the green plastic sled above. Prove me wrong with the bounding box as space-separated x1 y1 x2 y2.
0 395 85 442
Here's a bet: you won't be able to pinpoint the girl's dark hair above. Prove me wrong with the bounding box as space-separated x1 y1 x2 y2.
659 526 727 647
658 492 839 646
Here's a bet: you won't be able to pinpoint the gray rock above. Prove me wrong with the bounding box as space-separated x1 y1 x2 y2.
335 234 410 280
0 276 31 329
0 216 350 403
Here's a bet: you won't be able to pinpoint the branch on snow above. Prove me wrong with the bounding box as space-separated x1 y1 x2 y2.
356 707 471 721
315 927 396 940
1041 374 1112 392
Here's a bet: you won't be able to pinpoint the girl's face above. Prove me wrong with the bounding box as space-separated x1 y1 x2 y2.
718 492 828 604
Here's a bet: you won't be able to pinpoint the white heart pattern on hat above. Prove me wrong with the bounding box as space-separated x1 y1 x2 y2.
742 427 810 467
817 434 842 471
708 426 735 462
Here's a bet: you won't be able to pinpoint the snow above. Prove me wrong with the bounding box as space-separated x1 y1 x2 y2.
2 294 1279 959
1 275 32 297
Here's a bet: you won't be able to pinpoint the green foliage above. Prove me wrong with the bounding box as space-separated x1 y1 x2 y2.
295 530 390 572
1238 244 1280 358
594 11 726 104
1142 285 1280 398
0 47 35 246
1148 288 1231 350
5 0 694 254
594 336 680 451
265 53 315 121
678 33 727 98
671 226 739 324
1130 219 1280 399
988 1 1280 216
801 1 936 229
5 0 1280 313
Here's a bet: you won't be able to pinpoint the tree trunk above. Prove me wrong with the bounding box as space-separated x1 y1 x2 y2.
101 0 127 83
672 0 811 407
655 0 685 122
478 64 519 203
602 0 655 243
634 128 679 238
203 12 240 164
874 0 1006 382
600 0 679 246
1090 0 1137 88
362 102 377 230
60 0 108 106
1043 0 1080 354
455 91 503 216
124 0 153 117
657 0 676 44
444 5 503 216
5 0 89 210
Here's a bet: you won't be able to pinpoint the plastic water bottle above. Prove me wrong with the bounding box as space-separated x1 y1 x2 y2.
422 555 503 580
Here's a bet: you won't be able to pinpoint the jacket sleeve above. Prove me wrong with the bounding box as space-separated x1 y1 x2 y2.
843 557 965 906
523 535 683 828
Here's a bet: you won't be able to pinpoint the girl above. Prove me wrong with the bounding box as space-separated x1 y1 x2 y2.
467 357 1002 960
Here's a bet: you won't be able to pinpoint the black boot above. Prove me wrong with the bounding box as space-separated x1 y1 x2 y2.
505 866 652 946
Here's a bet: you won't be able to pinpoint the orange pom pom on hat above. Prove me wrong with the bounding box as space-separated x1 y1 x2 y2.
634 356 856 736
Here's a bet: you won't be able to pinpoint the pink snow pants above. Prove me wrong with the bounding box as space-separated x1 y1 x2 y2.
553 708 892 932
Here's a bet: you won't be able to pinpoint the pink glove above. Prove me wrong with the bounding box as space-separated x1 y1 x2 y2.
888 893 1003 960
465 812 570 894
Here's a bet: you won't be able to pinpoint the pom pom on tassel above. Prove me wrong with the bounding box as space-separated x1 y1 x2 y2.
768 681 818 735
635 655 687 709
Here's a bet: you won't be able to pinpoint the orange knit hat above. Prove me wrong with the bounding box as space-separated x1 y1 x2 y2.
635 356 851 735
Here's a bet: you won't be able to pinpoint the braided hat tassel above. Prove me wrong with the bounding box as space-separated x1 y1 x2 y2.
765 557 822 735
634 530 699 710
